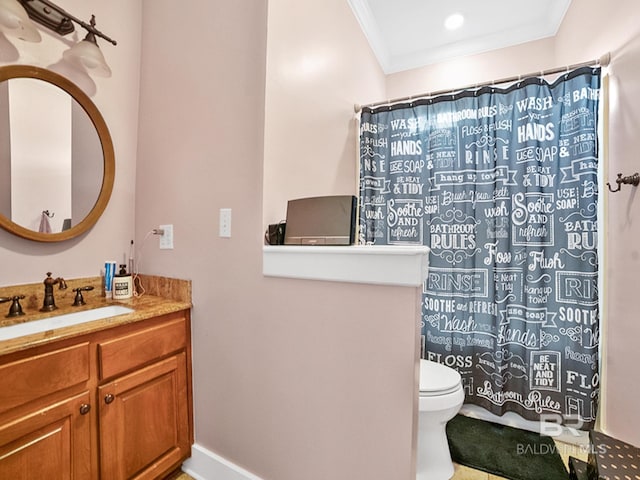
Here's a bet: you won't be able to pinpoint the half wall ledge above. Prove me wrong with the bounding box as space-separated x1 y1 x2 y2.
263 245 430 286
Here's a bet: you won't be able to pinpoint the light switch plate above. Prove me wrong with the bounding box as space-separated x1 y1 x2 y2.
219 209 231 238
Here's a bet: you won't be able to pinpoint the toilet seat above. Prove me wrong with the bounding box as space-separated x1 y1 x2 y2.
419 359 462 397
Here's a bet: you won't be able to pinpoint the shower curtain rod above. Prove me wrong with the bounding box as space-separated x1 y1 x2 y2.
354 52 611 113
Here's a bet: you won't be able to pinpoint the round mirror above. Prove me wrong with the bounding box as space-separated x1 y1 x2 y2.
0 65 114 242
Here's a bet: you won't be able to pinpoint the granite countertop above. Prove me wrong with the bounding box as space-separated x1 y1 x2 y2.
0 274 192 356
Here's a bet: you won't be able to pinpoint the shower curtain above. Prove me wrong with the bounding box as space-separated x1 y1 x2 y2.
359 67 600 429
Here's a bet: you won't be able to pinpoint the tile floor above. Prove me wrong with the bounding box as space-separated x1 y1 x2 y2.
173 439 587 479
172 474 193 480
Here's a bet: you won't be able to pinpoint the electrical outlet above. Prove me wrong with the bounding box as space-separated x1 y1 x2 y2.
159 224 174 249
219 208 231 238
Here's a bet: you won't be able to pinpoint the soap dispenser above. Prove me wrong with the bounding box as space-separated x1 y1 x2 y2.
113 264 133 300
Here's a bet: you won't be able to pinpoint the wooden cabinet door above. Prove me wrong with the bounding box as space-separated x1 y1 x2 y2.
99 353 189 480
0 391 92 480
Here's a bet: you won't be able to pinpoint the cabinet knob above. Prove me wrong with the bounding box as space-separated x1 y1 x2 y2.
79 404 91 415
104 393 115 404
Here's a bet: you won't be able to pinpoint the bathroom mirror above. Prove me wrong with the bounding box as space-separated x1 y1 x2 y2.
0 65 114 242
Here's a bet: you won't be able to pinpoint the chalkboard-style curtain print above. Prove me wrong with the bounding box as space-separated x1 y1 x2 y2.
359 67 600 429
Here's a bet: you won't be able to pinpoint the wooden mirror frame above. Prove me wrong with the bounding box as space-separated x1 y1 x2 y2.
0 65 114 242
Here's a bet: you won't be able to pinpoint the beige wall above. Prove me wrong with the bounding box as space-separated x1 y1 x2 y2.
386 37 557 100
0 0 140 284
137 1 421 479
263 0 385 224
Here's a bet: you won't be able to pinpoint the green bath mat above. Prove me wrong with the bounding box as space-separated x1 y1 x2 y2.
446 414 569 480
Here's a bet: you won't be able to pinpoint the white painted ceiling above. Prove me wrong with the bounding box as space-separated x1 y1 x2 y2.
348 0 573 74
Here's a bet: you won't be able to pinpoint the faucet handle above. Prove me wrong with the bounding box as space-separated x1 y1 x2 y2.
0 295 26 318
44 272 67 289
72 286 95 306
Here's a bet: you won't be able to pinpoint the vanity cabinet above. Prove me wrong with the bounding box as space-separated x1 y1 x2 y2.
0 342 92 478
0 391 92 479
0 308 192 479
97 315 191 479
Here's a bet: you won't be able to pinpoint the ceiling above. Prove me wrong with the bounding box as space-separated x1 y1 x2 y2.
348 0 573 74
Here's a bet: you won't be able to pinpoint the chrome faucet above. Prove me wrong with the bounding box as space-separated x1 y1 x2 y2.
40 272 67 312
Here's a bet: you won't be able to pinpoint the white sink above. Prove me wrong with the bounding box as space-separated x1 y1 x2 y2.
0 305 134 341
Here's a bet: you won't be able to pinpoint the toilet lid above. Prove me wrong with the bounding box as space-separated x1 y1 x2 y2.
419 359 461 395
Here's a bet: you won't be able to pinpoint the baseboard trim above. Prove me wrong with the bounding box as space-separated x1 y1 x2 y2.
182 443 263 480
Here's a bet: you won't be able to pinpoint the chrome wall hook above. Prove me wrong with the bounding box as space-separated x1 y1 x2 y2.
606 173 640 193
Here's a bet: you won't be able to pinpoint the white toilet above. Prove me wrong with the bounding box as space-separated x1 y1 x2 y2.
416 359 465 480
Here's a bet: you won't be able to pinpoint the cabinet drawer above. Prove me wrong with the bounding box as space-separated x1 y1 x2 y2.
0 343 90 415
98 314 186 380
